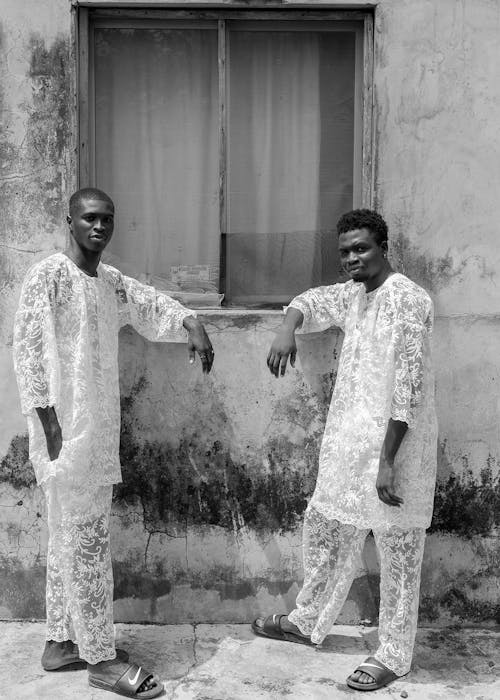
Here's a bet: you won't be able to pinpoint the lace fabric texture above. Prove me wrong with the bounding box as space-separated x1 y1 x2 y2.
43 481 116 664
13 253 195 487
288 505 425 675
289 273 437 529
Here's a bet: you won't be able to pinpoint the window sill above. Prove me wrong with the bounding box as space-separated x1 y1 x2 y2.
193 307 284 318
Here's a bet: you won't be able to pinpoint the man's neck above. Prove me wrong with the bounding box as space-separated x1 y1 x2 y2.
364 264 394 293
64 244 101 277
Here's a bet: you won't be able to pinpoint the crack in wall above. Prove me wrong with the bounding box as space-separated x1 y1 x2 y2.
143 528 188 573
0 243 42 253
192 622 199 668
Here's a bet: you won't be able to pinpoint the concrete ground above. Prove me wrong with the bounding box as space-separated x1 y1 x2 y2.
1 621 499 699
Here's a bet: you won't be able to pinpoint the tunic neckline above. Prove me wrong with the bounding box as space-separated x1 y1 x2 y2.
59 251 101 279
363 271 399 297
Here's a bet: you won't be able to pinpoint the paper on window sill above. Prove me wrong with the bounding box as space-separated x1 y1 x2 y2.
167 290 224 308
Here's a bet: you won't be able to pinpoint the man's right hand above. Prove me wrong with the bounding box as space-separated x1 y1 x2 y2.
45 425 63 461
35 406 63 461
267 328 297 378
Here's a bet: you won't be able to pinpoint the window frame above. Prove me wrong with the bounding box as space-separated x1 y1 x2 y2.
77 7 374 308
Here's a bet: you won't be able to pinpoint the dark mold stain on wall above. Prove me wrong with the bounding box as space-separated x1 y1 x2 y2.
116 430 318 534
27 35 71 164
3 430 500 540
430 462 500 537
115 371 325 534
0 24 18 169
113 561 172 606
389 231 494 293
0 434 34 489
25 34 71 225
420 591 500 625
390 233 458 293
114 372 500 539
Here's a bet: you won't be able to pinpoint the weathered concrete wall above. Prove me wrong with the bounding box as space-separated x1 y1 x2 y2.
375 0 500 624
1 0 500 627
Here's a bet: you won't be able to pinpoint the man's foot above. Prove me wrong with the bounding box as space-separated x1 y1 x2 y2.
42 639 129 671
42 640 83 671
346 657 399 691
252 614 314 645
88 658 163 698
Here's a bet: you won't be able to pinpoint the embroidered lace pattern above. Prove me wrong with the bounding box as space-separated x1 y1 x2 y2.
288 505 426 675
289 273 437 530
44 481 116 664
13 253 195 487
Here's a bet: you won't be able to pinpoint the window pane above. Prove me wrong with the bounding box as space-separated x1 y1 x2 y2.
94 28 219 278
226 29 357 305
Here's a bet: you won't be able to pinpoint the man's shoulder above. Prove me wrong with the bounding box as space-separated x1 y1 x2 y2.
385 274 433 324
99 261 123 285
319 279 358 296
388 273 432 303
23 252 67 283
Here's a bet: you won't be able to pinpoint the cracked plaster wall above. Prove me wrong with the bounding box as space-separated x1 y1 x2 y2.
1 0 500 626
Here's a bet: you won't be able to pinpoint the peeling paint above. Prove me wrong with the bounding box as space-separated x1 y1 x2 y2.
0 32 71 268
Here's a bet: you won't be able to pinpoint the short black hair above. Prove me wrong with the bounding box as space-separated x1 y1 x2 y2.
69 188 114 216
336 209 388 245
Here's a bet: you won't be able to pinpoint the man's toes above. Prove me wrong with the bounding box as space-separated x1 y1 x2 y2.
349 670 375 685
254 617 265 629
139 674 160 692
359 672 375 685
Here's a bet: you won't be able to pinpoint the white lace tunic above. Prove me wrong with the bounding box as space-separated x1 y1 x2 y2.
290 273 437 530
13 253 194 487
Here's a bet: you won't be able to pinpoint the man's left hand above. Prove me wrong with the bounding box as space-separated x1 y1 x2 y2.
376 459 404 507
184 316 214 374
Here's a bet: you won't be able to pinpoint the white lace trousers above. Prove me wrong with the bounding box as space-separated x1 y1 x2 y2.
42 480 116 664
288 505 426 676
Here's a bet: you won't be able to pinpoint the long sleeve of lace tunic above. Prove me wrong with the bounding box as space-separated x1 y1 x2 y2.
13 267 60 415
114 272 196 342
288 282 354 334
388 283 434 428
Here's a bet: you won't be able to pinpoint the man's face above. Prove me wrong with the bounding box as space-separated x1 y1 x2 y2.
67 198 115 252
338 227 387 283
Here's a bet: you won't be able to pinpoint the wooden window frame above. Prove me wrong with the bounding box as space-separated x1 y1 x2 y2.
77 7 374 306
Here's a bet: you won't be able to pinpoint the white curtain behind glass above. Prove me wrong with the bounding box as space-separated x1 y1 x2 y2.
94 28 219 278
227 30 356 304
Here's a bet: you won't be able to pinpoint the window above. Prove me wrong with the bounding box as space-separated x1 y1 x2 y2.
79 9 372 306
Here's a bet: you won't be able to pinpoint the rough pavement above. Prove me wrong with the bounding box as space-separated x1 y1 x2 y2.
1 621 499 699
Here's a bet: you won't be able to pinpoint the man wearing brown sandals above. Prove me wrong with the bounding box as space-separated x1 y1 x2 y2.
13 188 214 698
253 210 437 692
